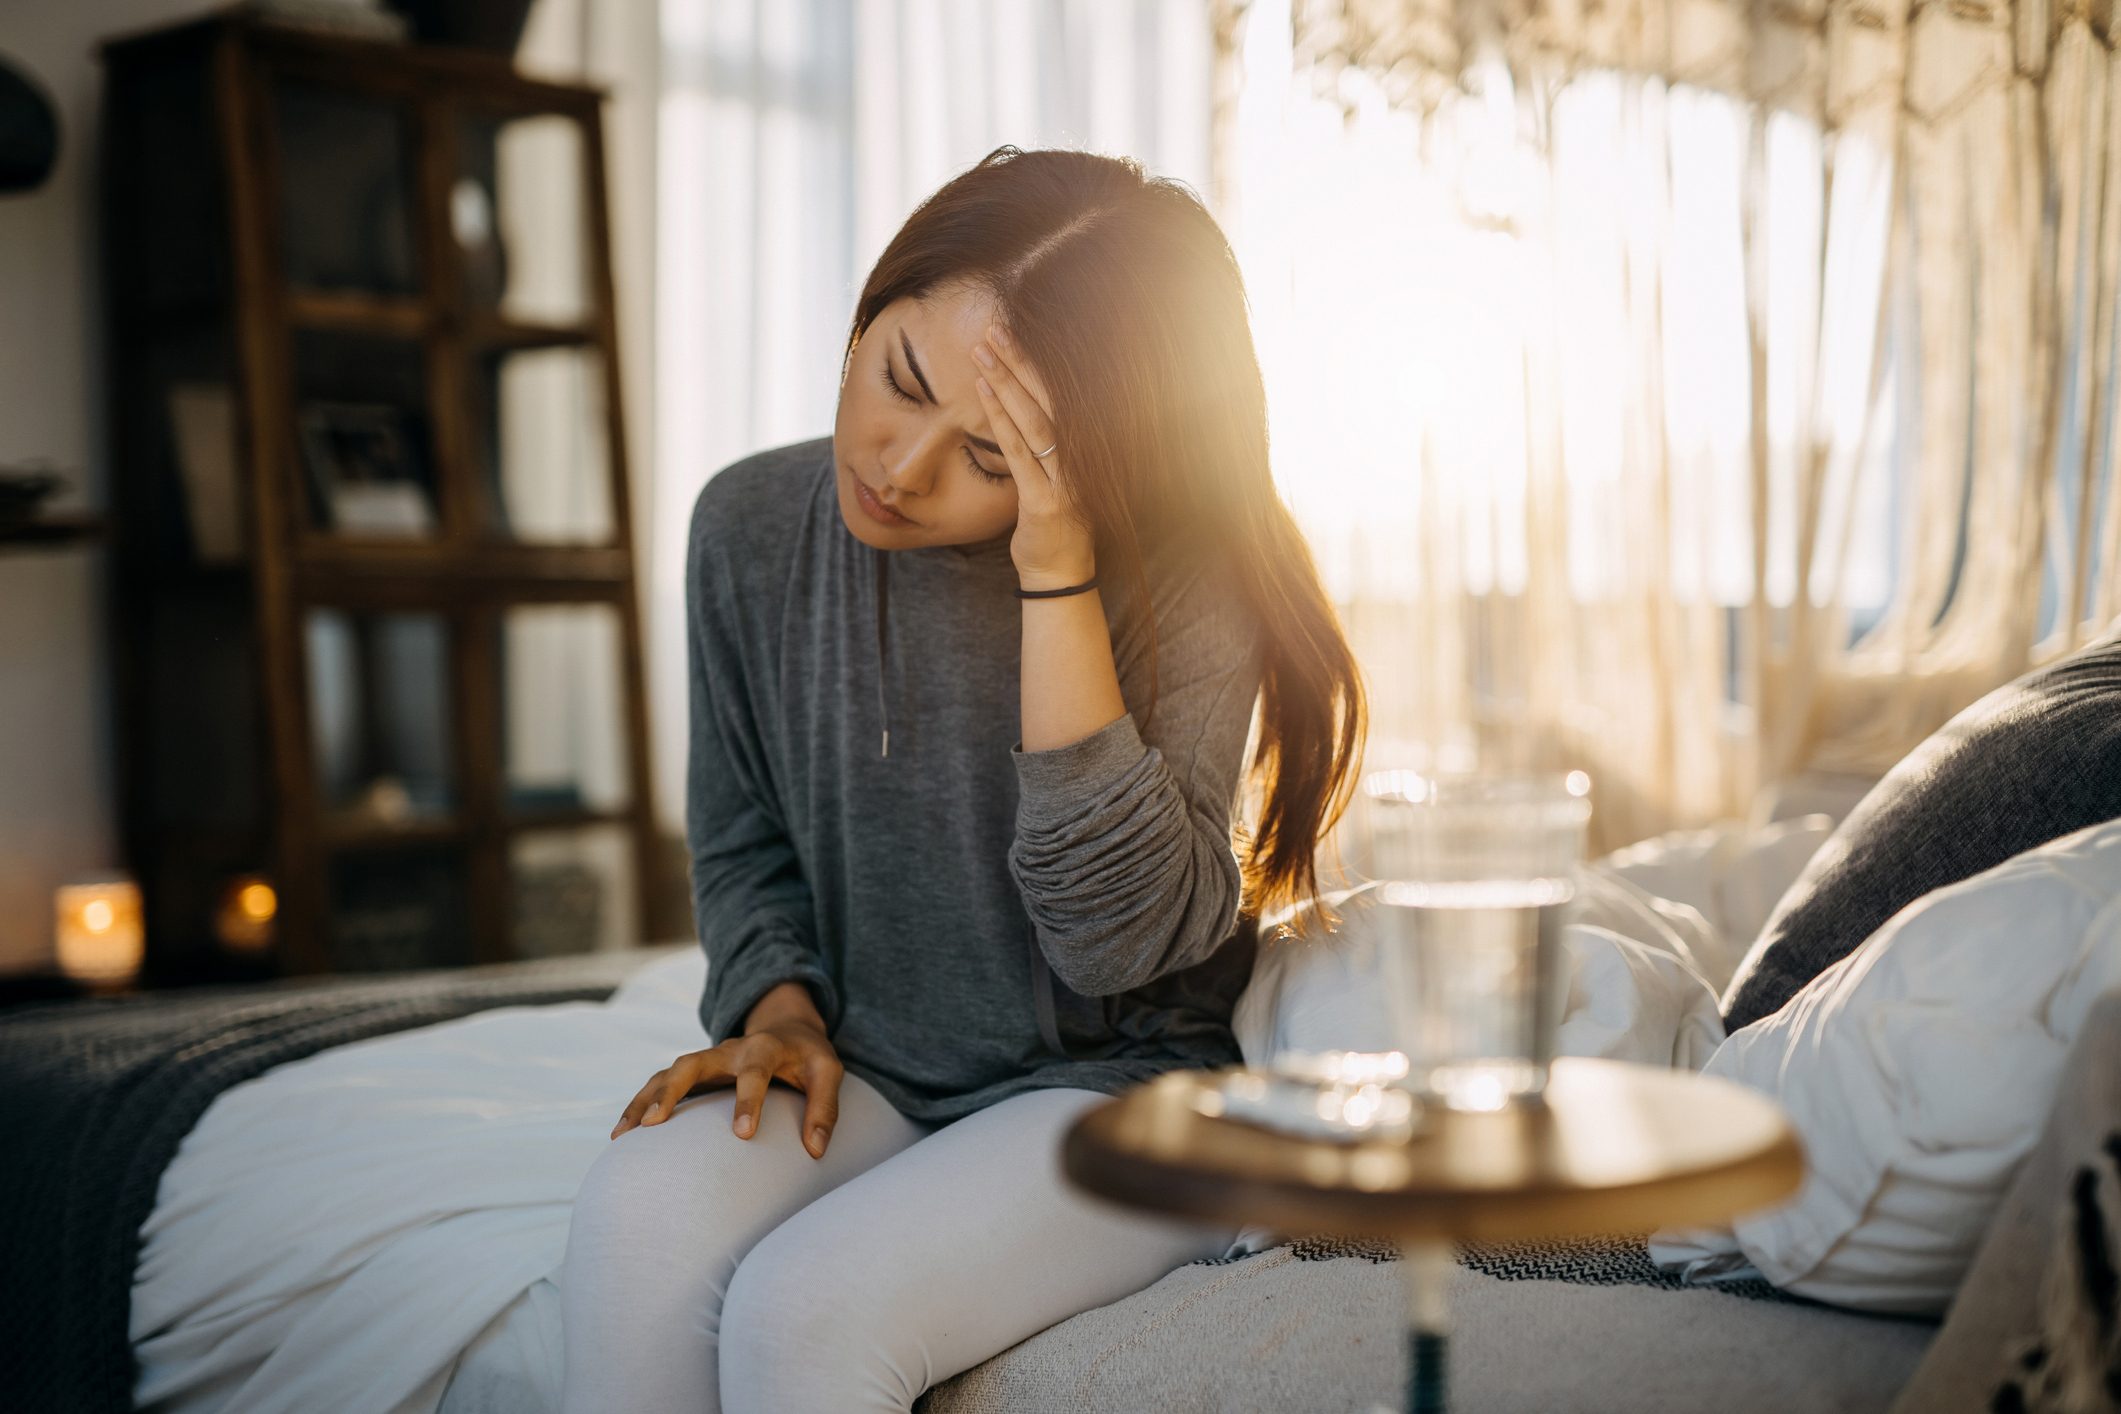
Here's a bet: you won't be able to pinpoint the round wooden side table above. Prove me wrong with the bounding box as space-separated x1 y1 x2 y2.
1061 1057 1804 1414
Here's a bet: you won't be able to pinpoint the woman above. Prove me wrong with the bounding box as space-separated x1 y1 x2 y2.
559 145 1365 1413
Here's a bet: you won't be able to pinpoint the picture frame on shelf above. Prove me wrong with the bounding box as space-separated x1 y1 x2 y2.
295 400 436 537
166 382 244 562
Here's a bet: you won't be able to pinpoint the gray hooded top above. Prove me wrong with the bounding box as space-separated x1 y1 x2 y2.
686 435 1266 1122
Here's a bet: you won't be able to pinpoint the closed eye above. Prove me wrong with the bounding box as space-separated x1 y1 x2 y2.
961 446 1009 486
879 360 1012 487
878 361 918 406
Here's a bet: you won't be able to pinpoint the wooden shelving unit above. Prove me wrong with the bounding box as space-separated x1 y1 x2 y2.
100 13 656 984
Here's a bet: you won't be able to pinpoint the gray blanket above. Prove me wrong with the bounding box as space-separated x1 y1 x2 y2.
0 952 639 1414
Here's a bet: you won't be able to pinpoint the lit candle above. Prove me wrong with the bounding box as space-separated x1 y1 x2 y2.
214 874 278 953
55 878 144 985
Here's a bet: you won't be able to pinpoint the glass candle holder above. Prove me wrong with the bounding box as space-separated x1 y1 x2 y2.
55 876 145 987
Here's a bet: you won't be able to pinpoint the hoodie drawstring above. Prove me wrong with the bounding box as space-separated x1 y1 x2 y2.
874 549 891 758
870 541 1080 1060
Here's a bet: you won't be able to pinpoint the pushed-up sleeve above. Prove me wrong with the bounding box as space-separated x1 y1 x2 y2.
686 482 839 1043
1007 556 1263 997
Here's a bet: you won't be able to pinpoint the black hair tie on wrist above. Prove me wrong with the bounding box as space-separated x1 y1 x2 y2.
1015 576 1099 599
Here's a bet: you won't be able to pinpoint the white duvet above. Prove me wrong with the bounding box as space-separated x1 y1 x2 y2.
131 950 709 1414
130 819 1828 1413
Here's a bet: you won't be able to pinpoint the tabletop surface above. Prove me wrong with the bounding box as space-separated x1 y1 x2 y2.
1062 1057 1805 1243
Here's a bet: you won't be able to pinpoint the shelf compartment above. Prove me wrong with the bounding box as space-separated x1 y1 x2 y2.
325 843 474 972
289 328 442 542
452 108 595 328
497 601 632 816
472 342 615 546
270 79 422 299
305 606 460 830
509 823 640 957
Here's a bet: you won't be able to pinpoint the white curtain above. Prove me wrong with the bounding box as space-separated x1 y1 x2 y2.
508 0 660 815
1218 0 2121 847
651 0 1217 829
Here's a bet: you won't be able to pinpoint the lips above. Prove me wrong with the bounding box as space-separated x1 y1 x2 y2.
851 470 913 526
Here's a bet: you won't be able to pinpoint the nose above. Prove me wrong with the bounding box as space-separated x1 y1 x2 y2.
880 427 949 499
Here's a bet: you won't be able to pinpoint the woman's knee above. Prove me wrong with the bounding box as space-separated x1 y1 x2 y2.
717 1226 822 1381
718 1220 915 1413
567 1085 875 1294
566 1096 758 1296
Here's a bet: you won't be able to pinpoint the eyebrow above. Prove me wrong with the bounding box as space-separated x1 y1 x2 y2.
900 327 1007 458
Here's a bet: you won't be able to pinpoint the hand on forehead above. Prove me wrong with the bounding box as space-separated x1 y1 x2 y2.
915 289 1054 417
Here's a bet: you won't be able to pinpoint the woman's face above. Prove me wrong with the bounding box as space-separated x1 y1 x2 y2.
832 289 1023 550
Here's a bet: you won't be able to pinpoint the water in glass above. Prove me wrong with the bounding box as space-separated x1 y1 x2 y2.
1363 771 1590 1111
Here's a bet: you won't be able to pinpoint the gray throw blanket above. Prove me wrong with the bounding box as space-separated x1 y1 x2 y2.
0 952 637 1414
1219 1231 1798 1304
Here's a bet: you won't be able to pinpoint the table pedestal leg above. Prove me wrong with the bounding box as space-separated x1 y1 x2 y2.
1401 1239 1454 1414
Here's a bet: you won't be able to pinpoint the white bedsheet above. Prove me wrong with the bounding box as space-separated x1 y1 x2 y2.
131 944 705 1414
131 819 1826 1413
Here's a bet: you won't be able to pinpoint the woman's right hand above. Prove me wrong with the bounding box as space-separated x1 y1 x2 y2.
609 982 843 1159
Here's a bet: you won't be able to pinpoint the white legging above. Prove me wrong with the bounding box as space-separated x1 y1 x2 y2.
558 1069 1241 1413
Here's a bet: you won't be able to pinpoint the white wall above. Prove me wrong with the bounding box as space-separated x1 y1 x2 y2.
0 0 227 971
0 0 660 971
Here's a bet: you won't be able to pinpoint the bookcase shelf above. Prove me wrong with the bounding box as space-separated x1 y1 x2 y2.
0 513 107 550
102 13 655 983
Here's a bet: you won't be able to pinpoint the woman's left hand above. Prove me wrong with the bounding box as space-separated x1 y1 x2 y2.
972 323 1097 590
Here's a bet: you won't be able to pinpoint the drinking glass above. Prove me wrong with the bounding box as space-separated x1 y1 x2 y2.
1362 769 1592 1111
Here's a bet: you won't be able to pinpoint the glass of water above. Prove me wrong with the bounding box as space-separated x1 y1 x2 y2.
1361 768 1592 1111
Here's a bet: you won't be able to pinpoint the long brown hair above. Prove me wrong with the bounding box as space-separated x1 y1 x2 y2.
844 145 1367 929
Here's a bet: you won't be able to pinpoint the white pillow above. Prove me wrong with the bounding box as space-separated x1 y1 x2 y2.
1649 816 2121 1314
1597 814 1834 992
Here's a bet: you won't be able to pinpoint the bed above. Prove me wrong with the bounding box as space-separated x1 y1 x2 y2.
1 815 1990 1414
